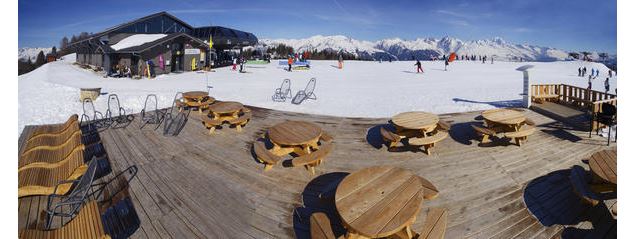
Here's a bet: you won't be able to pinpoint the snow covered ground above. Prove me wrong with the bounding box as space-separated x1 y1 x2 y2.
18 53 617 135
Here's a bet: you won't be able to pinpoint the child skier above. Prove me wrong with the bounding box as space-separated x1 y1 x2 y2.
287 56 293 72
415 60 423 73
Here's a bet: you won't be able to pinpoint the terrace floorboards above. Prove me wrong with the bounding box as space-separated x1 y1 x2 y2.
18 107 616 238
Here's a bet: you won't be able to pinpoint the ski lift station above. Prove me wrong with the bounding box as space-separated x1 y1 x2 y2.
67 11 258 75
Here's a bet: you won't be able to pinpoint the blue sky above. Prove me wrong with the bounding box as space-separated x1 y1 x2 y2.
19 0 616 53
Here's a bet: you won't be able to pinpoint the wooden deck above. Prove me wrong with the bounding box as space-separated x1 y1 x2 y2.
18 107 616 238
531 101 591 131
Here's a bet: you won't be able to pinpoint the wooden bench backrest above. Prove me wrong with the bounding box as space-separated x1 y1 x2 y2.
30 114 79 137
24 127 81 152
18 150 85 189
21 132 83 156
19 144 85 169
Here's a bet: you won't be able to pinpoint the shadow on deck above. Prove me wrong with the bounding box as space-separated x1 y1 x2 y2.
531 101 591 131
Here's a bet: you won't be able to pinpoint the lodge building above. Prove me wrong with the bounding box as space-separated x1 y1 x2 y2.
68 11 257 76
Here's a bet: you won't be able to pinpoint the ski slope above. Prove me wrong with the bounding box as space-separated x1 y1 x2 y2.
18 54 617 135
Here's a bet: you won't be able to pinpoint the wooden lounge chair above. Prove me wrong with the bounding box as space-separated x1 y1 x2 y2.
310 212 343 239
20 200 109 239
28 114 79 139
409 131 448 155
21 132 83 156
253 141 283 171
19 143 85 170
380 127 403 149
18 151 89 197
415 207 448 239
503 125 536 146
201 116 223 135
569 165 616 206
228 111 252 132
291 142 334 175
471 125 497 144
23 127 81 153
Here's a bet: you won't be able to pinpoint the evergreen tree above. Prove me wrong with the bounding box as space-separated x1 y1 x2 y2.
60 37 69 50
35 51 46 66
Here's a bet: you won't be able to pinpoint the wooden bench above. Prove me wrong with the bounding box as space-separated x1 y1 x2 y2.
437 120 451 131
570 165 616 206
20 200 109 239
21 132 83 156
380 127 403 149
201 116 224 135
18 151 88 197
24 126 81 152
415 207 448 239
228 111 252 132
524 118 536 126
253 141 283 171
291 142 334 175
471 125 497 143
19 143 85 170
419 176 440 200
310 212 343 239
28 114 79 138
503 125 536 146
408 131 448 155
320 131 334 143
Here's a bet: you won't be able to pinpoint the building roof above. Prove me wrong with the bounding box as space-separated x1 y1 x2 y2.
115 32 209 53
193 26 258 48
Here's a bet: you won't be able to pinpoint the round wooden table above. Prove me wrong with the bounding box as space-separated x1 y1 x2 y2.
208 101 244 119
392 111 439 137
268 121 322 155
482 109 526 130
335 166 424 238
183 91 208 101
589 149 617 185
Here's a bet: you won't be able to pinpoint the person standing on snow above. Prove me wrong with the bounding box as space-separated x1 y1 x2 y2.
444 59 449 71
338 54 344 69
588 75 593 91
604 77 610 93
578 67 582 77
608 69 612 78
287 56 293 72
415 60 423 73
232 57 237 71
239 56 245 73
591 68 595 78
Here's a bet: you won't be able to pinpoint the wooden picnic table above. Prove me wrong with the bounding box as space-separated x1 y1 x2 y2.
335 166 425 239
482 108 526 131
589 149 617 185
268 121 322 155
391 111 439 137
182 91 209 101
208 101 244 119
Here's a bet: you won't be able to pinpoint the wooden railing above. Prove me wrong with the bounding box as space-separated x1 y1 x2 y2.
531 84 617 131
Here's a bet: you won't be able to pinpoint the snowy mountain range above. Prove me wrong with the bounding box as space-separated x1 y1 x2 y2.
18 47 52 62
260 35 612 62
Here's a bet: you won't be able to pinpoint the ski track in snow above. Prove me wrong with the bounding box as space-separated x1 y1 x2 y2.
18 53 617 136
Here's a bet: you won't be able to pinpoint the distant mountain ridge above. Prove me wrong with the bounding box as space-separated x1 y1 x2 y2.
260 35 613 63
18 47 52 62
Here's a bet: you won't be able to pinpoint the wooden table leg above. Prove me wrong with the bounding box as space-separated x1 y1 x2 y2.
393 225 414 239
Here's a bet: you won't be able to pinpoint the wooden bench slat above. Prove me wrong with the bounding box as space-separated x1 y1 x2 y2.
253 141 282 171
310 212 337 239
418 207 448 239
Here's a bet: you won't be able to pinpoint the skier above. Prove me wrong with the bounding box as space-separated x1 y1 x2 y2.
338 54 344 69
482 55 486 64
287 56 293 72
591 68 595 77
415 60 423 73
604 77 610 93
232 57 237 71
491 56 494 64
578 67 582 77
608 69 612 78
444 59 449 71
588 75 592 91
583 67 587 76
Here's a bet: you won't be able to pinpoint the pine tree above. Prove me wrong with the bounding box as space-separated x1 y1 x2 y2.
60 37 69 50
35 51 46 66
